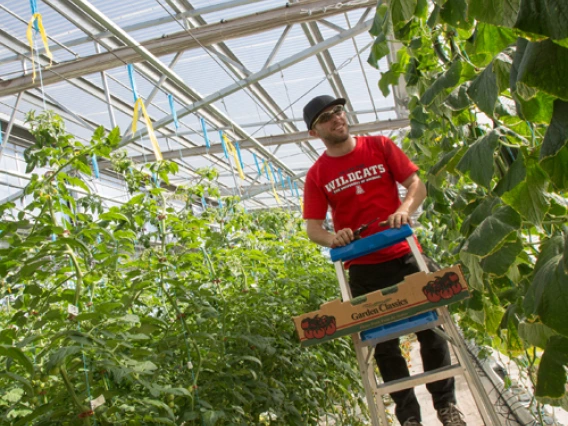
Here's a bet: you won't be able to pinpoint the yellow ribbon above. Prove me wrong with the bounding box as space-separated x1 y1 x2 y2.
27 13 53 83
299 197 304 213
132 98 163 161
222 134 245 179
272 186 281 205
260 161 282 204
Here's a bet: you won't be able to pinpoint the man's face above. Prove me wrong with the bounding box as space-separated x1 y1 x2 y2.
311 104 349 145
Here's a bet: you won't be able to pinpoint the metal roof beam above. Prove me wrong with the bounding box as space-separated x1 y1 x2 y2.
0 0 376 96
122 18 374 158
112 118 410 164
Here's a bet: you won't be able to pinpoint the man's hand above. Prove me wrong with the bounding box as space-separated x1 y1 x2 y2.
330 228 354 248
379 210 412 229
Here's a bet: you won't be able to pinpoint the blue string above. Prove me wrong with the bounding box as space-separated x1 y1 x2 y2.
278 169 285 189
91 155 100 179
218 197 223 209
264 162 270 180
218 130 229 159
268 163 276 182
168 94 179 130
234 141 244 170
253 153 261 176
200 118 210 149
29 0 39 31
293 182 300 198
201 195 207 209
127 64 138 102
0 122 3 146
287 176 293 196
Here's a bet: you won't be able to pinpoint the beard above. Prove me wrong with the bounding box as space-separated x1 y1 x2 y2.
322 124 350 145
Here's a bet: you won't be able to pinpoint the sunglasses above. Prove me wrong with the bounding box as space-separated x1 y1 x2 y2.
312 105 345 128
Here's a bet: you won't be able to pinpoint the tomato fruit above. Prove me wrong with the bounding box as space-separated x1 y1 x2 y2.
313 328 325 339
325 322 337 336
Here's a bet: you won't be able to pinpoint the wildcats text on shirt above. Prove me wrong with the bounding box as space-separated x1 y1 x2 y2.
324 164 386 194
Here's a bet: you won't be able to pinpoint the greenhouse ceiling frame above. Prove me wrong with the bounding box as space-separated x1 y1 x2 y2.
0 0 408 210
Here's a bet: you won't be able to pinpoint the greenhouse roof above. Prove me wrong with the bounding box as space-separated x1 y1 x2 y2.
0 0 408 210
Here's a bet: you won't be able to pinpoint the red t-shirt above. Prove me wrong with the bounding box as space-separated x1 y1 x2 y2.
303 135 420 267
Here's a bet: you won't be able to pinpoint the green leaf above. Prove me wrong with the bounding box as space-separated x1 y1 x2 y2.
390 0 418 27
0 372 33 395
472 23 517 57
514 0 568 41
0 345 34 375
99 211 131 224
459 252 485 291
445 85 471 110
480 237 523 276
368 33 390 69
203 410 226 425
536 336 568 398
510 37 555 122
467 62 499 115
456 131 499 188
518 321 558 349
517 39 568 101
528 248 568 336
462 205 522 257
502 155 549 225
46 346 83 370
540 99 568 190
421 61 463 106
494 152 526 196
468 0 521 28
440 0 470 29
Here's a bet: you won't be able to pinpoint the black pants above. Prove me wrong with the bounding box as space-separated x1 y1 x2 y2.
349 253 456 424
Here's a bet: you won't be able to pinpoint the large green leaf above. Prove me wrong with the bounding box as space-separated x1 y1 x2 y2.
462 205 522 257
389 0 418 27
480 237 523 276
516 39 568 101
421 61 463 106
494 152 526 195
0 345 34 375
460 196 501 236
467 62 499 115
456 131 499 188
526 233 568 336
502 155 550 225
440 0 470 28
510 37 555 122
518 321 559 349
540 99 568 190
472 23 517 57
368 33 390 69
536 336 568 398
468 0 521 28
515 0 568 40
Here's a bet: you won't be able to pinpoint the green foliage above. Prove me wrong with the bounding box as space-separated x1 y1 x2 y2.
0 112 367 425
369 0 568 407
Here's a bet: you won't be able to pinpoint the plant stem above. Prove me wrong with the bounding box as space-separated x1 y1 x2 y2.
60 364 91 425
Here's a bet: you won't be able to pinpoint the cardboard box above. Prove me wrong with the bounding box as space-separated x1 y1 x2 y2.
293 265 469 347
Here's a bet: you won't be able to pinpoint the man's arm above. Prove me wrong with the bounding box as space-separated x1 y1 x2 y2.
380 172 427 228
306 219 354 248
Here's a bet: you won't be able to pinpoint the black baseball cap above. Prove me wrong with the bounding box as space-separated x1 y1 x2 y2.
303 95 346 130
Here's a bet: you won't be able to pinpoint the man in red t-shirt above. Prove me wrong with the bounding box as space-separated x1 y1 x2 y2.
302 95 466 426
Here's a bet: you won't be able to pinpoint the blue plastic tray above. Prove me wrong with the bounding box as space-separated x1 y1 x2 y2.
360 311 438 342
330 224 413 262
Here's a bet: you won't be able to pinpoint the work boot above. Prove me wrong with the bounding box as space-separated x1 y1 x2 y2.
402 417 423 426
437 404 467 426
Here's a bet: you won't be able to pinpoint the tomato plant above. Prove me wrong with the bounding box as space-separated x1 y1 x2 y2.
0 112 369 425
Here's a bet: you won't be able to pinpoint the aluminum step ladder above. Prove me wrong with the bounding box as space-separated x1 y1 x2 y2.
329 224 501 426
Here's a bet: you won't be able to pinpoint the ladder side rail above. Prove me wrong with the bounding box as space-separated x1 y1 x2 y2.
440 307 503 426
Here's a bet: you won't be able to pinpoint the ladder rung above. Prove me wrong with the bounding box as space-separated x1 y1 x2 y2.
375 364 463 395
